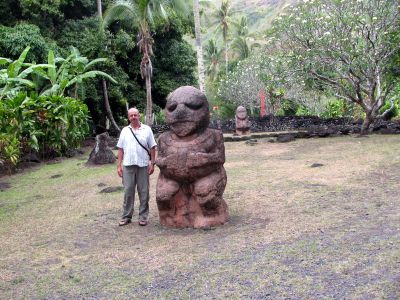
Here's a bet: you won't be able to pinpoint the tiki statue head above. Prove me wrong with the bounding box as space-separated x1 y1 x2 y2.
165 86 209 137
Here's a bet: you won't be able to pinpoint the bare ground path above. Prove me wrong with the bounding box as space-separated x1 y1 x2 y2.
0 135 399 299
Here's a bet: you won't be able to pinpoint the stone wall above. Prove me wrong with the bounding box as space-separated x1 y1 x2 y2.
218 116 400 135
152 116 400 135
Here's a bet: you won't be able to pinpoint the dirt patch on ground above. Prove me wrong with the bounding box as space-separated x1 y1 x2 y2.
0 181 11 191
0 135 399 299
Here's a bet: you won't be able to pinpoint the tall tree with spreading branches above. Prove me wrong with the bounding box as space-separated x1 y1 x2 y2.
269 0 400 133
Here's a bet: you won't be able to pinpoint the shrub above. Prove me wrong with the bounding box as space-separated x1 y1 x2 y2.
153 106 165 125
321 99 348 118
295 105 313 116
277 99 299 116
0 24 51 63
379 98 399 120
0 133 20 173
209 100 236 120
0 93 90 171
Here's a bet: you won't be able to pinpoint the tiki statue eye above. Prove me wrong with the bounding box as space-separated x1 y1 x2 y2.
185 102 203 110
167 103 177 112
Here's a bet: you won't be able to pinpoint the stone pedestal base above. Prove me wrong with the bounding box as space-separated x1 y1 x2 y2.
157 188 229 229
235 128 250 136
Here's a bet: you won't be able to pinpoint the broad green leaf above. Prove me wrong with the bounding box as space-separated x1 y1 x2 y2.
12 46 31 78
40 84 60 96
32 69 50 80
84 58 108 71
6 78 36 88
65 71 117 88
30 135 39 151
55 57 65 63
18 64 55 79
0 58 12 65
47 50 57 84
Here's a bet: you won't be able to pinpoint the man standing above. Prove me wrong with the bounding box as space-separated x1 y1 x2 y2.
117 107 157 226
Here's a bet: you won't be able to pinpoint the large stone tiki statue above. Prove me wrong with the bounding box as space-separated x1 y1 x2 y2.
155 86 229 228
235 105 250 135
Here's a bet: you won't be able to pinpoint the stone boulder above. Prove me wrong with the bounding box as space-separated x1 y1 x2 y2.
87 132 116 165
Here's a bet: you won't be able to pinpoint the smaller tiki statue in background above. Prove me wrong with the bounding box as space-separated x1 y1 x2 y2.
235 105 251 135
155 86 229 228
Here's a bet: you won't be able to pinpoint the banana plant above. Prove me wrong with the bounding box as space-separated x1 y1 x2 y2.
0 47 54 100
40 47 117 97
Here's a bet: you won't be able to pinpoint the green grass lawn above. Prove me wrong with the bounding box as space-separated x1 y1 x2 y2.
0 134 399 299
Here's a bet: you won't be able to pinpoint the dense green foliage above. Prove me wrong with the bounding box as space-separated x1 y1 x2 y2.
0 46 116 100
0 23 54 63
0 46 115 170
211 0 400 125
0 0 197 128
152 23 197 106
0 0 198 171
0 92 89 172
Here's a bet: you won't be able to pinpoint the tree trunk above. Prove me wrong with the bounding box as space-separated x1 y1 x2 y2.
102 79 120 132
74 84 78 99
97 0 120 133
361 103 382 135
225 42 229 74
361 119 371 135
145 74 153 126
193 0 205 93
96 0 102 18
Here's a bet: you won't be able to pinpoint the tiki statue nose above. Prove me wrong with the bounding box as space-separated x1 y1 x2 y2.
175 104 187 119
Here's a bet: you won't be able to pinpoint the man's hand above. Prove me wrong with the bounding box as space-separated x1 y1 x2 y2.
117 148 124 178
148 163 155 175
117 165 123 177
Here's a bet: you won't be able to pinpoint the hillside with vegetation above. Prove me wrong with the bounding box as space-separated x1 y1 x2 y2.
203 0 399 135
210 0 299 33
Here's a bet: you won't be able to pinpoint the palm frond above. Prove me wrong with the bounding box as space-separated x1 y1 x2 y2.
103 0 138 29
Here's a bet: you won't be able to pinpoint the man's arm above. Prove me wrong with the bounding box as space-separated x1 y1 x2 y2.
148 146 156 175
117 148 124 177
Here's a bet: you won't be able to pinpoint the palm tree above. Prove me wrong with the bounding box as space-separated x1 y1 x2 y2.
235 15 248 37
231 16 251 61
231 16 263 61
203 39 223 82
211 0 235 74
231 37 250 60
96 0 121 133
193 0 205 92
103 0 188 126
